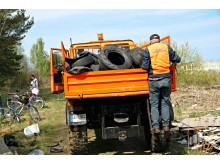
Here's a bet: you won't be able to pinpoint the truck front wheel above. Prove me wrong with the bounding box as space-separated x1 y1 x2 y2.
69 125 88 155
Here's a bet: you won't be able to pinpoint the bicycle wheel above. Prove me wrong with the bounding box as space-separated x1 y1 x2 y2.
4 108 16 125
28 105 40 122
7 96 20 108
4 101 23 125
29 96 44 110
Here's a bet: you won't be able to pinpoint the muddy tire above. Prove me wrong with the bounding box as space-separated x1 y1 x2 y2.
99 46 132 70
160 131 171 151
90 64 100 71
71 55 95 68
128 47 145 67
69 125 88 155
151 132 162 152
151 131 170 152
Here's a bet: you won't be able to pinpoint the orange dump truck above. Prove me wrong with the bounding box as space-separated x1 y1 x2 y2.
50 34 177 154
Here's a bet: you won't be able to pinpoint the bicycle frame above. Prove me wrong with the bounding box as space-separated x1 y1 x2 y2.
5 101 24 121
7 90 44 111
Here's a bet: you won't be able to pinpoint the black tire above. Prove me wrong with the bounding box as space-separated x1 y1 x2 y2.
99 46 132 70
90 64 100 71
151 132 162 152
71 55 95 68
151 131 170 153
66 101 69 126
128 47 145 67
80 51 99 64
69 125 88 155
143 97 152 150
92 54 99 65
68 66 92 74
28 106 40 122
160 131 171 152
144 124 152 150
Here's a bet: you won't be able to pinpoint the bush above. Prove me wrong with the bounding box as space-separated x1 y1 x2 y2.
177 69 220 87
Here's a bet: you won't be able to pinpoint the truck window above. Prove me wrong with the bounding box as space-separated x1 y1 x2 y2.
52 50 63 71
75 47 101 57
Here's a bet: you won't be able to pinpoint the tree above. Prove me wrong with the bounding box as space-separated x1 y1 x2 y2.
30 38 50 84
171 41 203 72
8 45 32 89
0 9 34 85
171 42 205 86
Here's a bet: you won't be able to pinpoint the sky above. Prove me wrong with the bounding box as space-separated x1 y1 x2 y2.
20 9 220 62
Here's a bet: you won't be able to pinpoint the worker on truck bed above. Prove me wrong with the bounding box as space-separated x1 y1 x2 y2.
141 34 181 134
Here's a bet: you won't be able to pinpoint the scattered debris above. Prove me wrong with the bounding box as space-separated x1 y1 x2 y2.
28 149 44 155
177 139 188 145
48 141 64 153
24 123 40 136
191 144 203 150
50 147 63 153
176 114 220 153
171 86 220 113
178 115 220 128
4 134 19 147
47 142 59 148
215 106 220 111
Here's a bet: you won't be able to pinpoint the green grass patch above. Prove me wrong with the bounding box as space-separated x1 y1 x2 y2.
0 87 66 155
177 70 220 87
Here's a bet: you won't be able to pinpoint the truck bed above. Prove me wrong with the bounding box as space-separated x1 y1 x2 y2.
63 68 176 99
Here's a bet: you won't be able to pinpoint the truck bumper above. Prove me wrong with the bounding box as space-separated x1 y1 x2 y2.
102 125 144 140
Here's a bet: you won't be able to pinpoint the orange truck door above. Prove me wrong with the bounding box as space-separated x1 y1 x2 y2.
50 48 64 94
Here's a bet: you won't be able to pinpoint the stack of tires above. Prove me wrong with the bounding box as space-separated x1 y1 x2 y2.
65 45 145 74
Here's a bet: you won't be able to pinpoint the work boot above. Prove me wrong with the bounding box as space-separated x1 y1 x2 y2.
163 126 170 132
152 128 161 134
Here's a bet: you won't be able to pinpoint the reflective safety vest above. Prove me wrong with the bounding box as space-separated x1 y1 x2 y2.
148 43 170 75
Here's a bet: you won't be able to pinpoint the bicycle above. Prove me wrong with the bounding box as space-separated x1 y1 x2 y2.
3 98 40 125
7 89 44 111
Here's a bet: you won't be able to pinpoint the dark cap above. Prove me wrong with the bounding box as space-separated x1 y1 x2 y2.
150 34 160 40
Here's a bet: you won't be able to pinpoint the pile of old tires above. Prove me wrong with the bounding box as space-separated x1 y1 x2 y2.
65 45 145 74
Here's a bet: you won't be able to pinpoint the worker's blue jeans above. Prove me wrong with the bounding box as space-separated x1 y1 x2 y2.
148 78 171 129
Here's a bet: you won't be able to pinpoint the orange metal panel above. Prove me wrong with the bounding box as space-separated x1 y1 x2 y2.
63 69 149 99
63 66 176 99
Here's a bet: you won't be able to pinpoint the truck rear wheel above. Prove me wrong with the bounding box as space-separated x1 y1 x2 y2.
69 125 88 155
151 132 162 152
151 131 171 152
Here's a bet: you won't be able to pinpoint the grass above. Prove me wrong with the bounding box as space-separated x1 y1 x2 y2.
1 86 219 155
0 87 67 155
177 70 220 87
